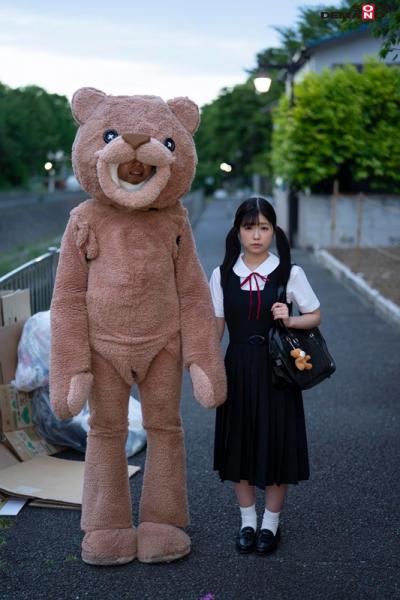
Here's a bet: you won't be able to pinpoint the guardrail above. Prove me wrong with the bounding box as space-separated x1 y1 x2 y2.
0 248 60 314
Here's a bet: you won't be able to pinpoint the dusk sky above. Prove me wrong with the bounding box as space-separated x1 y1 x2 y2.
1 1 329 107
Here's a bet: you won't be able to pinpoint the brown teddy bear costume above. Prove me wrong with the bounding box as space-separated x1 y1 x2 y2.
49 87 227 566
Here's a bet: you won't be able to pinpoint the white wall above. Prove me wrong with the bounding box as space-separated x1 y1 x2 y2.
294 32 400 85
297 192 400 249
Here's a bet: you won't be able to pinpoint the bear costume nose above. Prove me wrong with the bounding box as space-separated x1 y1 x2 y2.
122 134 151 149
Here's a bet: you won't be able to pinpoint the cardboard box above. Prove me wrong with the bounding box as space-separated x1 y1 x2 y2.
0 443 19 470
3 427 60 462
0 385 33 431
0 289 31 327
0 319 27 385
0 384 61 461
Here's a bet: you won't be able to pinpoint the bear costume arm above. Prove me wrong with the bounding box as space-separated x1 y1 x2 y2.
174 210 227 408
49 212 94 420
175 210 221 370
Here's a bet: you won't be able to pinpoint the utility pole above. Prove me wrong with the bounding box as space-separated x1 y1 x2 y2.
255 48 309 246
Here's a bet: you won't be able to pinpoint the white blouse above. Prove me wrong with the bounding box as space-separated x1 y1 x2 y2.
209 252 320 318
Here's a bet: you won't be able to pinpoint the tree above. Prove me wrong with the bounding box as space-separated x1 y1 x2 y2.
193 78 283 190
0 83 76 189
271 58 400 194
194 3 368 193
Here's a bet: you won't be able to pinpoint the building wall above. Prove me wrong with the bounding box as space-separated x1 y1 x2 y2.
293 33 400 86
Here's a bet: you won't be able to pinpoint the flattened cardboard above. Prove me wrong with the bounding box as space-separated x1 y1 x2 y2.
0 456 140 507
0 320 27 385
0 289 31 327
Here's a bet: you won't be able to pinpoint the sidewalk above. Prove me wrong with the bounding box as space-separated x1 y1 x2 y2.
1 198 399 600
316 245 400 327
326 246 400 306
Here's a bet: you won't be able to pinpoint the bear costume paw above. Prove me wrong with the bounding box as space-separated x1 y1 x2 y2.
189 362 226 409
137 522 191 563
67 371 93 416
81 527 137 566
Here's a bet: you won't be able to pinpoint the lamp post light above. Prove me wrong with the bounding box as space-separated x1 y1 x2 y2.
253 48 309 245
45 149 67 192
254 75 272 94
44 161 55 193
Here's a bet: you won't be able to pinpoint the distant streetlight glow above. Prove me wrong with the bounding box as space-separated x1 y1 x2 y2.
254 76 272 93
44 161 53 171
220 162 232 172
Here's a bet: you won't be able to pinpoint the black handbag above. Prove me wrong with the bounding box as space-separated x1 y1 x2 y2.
268 274 336 391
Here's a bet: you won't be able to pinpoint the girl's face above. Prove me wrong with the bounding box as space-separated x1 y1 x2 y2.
238 213 274 255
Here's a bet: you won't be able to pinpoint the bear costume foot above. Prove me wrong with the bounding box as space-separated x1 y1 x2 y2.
137 522 191 563
81 527 137 566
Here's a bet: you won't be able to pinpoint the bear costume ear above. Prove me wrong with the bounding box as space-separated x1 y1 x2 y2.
167 97 200 135
71 87 106 125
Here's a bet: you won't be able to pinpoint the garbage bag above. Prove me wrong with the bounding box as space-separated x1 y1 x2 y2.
12 311 50 391
32 386 147 458
13 309 147 457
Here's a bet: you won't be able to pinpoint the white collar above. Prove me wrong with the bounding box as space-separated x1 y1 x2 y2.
233 251 279 277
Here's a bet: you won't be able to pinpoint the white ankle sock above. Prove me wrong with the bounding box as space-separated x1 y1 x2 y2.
261 508 280 535
239 503 257 530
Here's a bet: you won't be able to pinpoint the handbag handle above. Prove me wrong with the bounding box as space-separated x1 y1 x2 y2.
274 263 297 331
275 283 293 332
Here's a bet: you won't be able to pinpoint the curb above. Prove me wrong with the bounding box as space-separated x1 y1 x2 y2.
314 248 400 327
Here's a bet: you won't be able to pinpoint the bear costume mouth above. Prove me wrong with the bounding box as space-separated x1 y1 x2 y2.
95 134 175 209
108 163 157 192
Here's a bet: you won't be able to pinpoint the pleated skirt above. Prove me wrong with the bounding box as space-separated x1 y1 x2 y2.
213 341 310 489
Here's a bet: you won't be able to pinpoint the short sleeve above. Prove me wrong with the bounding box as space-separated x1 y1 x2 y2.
208 267 224 318
286 265 320 313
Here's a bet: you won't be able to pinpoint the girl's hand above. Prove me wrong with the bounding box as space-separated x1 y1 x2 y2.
271 302 291 327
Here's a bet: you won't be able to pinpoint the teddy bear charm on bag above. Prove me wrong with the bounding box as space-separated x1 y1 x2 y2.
290 347 313 371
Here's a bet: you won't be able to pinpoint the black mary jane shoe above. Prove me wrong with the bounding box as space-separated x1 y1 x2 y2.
235 526 257 554
255 527 281 555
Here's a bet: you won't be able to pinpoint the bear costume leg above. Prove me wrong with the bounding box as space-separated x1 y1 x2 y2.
137 341 191 563
81 350 137 566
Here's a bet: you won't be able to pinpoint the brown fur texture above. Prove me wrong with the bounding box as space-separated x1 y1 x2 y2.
49 88 227 565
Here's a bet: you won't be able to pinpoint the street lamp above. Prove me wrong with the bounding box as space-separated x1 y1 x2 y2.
44 160 55 192
254 75 272 93
253 47 309 245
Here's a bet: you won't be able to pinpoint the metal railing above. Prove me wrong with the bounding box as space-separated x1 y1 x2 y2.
0 248 60 314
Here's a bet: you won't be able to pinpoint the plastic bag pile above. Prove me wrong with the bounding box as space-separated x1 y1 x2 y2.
11 311 147 457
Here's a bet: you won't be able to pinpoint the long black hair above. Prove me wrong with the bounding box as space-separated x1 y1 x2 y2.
220 196 291 290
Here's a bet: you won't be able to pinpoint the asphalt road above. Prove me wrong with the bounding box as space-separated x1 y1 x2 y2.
1 198 399 600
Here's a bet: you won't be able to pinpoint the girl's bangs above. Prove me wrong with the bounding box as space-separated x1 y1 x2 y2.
240 209 261 227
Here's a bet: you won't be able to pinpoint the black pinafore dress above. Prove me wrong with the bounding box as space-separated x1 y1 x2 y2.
213 263 310 489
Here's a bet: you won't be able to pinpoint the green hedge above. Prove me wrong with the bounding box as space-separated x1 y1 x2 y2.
271 58 400 193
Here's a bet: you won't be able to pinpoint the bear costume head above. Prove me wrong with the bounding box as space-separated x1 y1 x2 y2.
71 87 200 210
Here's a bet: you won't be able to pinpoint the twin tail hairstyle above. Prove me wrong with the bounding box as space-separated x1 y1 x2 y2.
219 196 292 291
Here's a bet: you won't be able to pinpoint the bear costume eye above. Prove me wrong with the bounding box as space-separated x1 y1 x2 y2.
164 138 175 152
103 129 119 144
